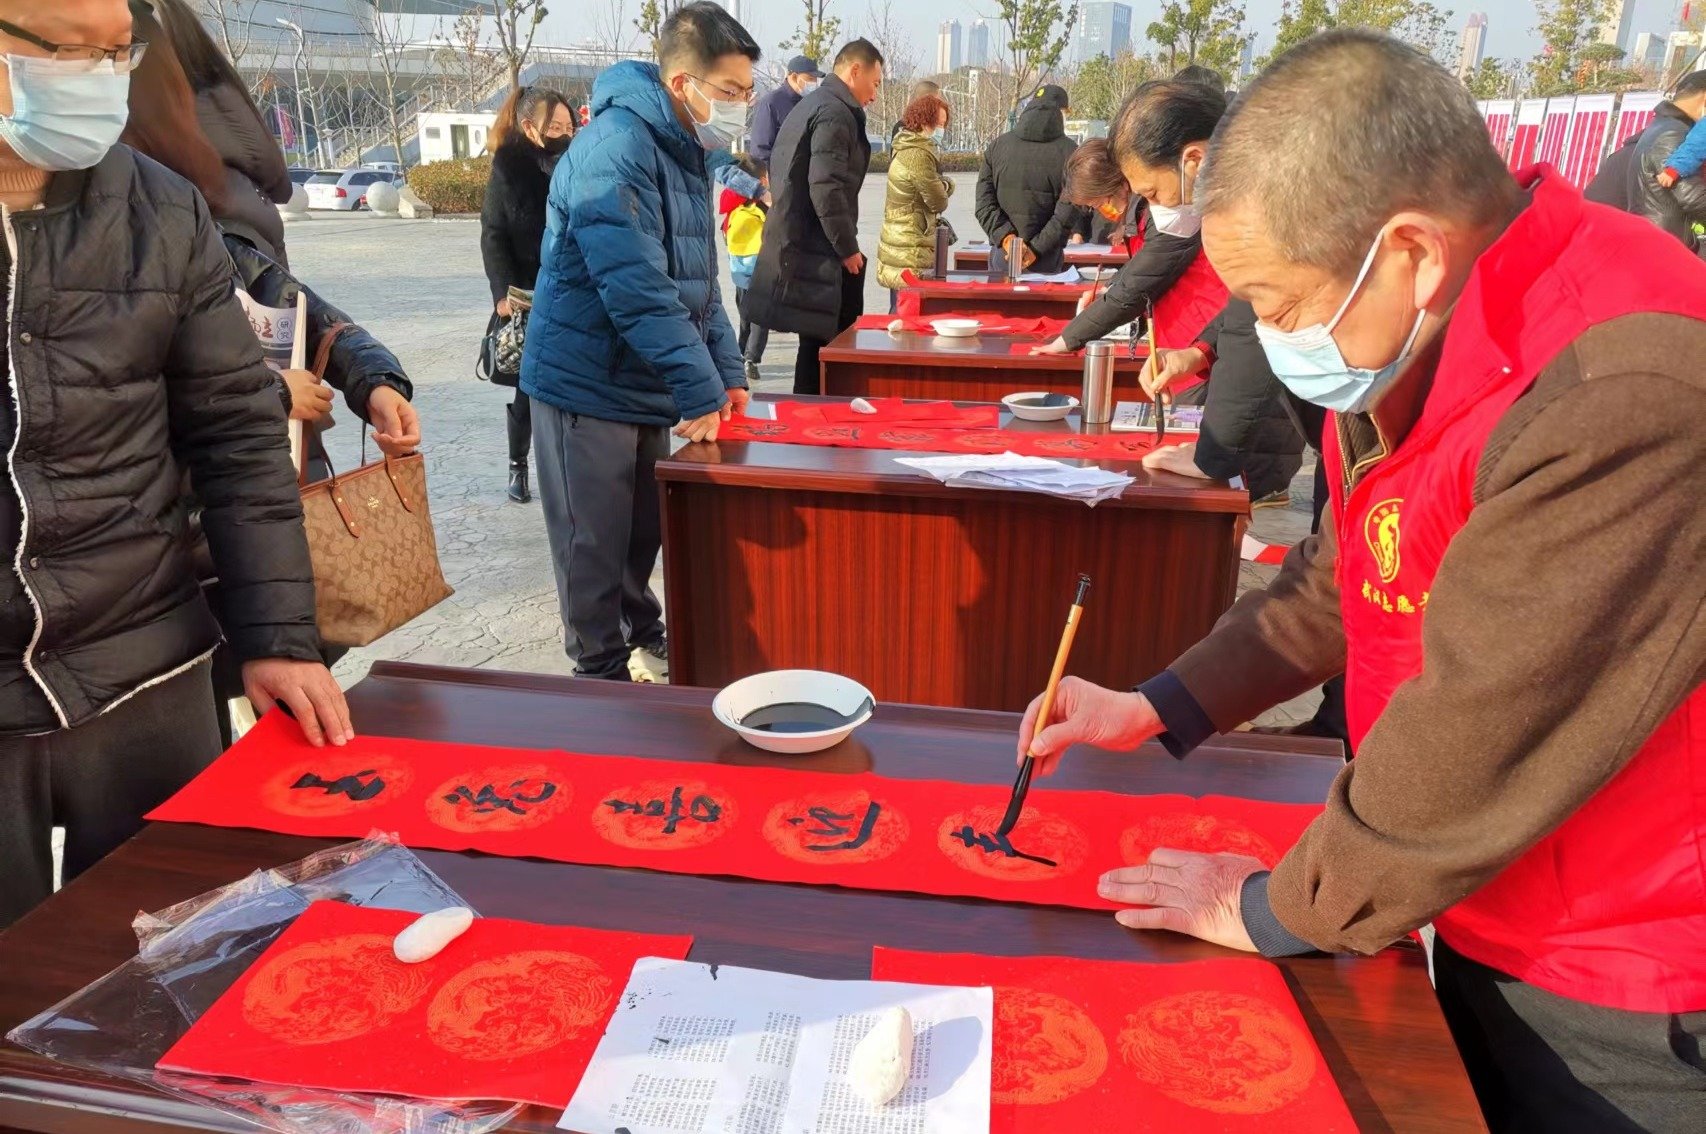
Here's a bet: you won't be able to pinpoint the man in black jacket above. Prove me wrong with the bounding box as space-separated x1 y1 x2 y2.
748 54 823 164
746 39 884 394
1584 72 1706 249
975 84 1086 275
0 0 348 929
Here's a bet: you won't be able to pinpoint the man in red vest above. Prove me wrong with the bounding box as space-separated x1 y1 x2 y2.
1017 30 1706 1132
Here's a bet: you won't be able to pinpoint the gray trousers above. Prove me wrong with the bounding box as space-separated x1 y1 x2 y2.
0 662 221 929
1433 937 1706 1131
532 403 667 679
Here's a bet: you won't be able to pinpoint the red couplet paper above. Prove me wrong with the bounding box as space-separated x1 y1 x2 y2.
870 948 1358 1133
851 313 1072 337
723 413 1163 461
776 398 999 429
158 901 692 1107
147 715 1322 913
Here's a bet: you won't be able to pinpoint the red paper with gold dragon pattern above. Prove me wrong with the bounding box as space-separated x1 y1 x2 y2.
147 713 1322 913
871 948 1359 1133
158 901 692 1106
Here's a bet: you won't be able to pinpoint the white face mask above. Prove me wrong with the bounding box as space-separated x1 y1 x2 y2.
0 54 131 172
800 79 820 95
687 78 748 151
1147 155 1202 238
1252 231 1427 413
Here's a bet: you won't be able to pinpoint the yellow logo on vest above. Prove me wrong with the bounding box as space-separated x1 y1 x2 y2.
1365 497 1402 583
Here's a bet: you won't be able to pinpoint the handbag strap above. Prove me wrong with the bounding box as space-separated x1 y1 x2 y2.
311 320 351 380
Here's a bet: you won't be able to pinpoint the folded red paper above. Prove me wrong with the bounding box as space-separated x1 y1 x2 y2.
158 901 692 1107
772 398 1000 429
870 948 1358 1133
147 714 1323 913
724 413 1163 459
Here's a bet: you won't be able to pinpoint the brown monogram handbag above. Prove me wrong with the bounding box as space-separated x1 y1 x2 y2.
297 324 452 647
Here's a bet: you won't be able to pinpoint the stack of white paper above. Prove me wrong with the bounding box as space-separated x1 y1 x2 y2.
1017 267 1084 284
559 958 992 1134
894 452 1134 506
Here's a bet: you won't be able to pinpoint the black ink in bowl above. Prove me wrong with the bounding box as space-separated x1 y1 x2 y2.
738 698 872 733
1009 393 1073 408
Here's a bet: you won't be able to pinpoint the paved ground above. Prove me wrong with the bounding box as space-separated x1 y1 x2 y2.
286 172 1321 726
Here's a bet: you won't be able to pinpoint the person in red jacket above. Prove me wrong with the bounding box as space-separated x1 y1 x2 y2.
1017 30 1706 1133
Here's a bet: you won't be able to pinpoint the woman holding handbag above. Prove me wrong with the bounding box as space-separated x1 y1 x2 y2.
481 85 575 503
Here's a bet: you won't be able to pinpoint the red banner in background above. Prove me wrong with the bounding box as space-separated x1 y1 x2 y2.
148 714 1323 913
870 948 1358 1133
159 901 692 1107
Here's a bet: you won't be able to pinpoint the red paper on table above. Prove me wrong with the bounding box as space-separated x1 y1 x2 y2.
148 714 1322 912
851 313 1072 337
870 949 1358 1133
158 901 692 1107
773 398 999 429
722 413 1161 460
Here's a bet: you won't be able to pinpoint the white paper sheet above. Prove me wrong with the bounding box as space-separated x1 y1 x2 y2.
893 451 1135 506
558 958 992 1134
1017 268 1084 284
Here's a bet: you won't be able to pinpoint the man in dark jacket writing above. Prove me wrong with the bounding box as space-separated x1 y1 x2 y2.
0 0 350 929
748 54 822 164
520 2 756 682
746 39 884 395
975 84 1085 275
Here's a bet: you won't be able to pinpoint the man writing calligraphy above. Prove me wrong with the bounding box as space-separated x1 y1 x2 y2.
1017 31 1706 1132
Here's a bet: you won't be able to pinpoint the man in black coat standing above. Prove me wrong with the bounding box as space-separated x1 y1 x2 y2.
746 39 885 394
1584 71 1706 250
976 83 1085 275
748 54 824 164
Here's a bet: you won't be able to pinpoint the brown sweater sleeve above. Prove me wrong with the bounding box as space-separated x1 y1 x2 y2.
1267 324 1706 954
1167 515 1348 733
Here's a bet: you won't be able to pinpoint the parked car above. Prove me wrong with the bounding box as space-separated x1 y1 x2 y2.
304 168 393 211
287 167 315 186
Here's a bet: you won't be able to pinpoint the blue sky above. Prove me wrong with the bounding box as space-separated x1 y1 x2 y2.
546 0 1690 69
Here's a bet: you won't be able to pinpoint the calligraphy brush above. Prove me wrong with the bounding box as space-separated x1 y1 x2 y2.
996 573 1092 838
1146 297 1167 446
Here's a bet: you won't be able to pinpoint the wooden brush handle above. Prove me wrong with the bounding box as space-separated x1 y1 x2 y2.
1027 604 1084 758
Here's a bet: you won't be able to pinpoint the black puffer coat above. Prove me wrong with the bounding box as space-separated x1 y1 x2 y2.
1190 299 1306 502
195 82 294 267
1585 101 1706 249
745 75 871 342
975 103 1084 274
481 141 552 301
0 147 318 734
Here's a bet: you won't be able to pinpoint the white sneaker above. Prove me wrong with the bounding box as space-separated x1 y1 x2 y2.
628 645 668 683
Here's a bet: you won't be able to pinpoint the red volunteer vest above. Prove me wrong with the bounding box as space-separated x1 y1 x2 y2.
1123 216 1230 351
1323 168 1706 1013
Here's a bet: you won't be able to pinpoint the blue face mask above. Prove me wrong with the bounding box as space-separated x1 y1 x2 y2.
1252 233 1426 413
0 54 131 172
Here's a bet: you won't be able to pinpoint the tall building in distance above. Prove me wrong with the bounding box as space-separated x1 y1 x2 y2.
1455 12 1487 81
967 19 992 68
1237 37 1255 80
1598 0 1635 52
936 19 962 74
1633 30 1666 73
1072 2 1133 66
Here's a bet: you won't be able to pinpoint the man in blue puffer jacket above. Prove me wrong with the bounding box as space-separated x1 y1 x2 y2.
520 1 759 681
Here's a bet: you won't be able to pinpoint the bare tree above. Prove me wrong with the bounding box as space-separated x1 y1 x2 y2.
864 0 919 136
781 0 843 63
434 10 502 109
593 0 632 57
492 0 550 89
354 5 417 169
195 0 282 101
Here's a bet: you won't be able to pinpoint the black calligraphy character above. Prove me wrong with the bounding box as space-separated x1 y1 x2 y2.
787 802 883 851
444 779 560 816
950 825 1058 867
602 786 723 835
292 769 386 802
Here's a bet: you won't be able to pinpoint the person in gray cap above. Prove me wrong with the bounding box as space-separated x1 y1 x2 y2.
749 54 823 162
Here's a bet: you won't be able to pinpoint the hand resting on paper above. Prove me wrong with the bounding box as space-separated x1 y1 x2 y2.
1016 675 1162 776
1142 442 1210 479
243 658 353 748
284 369 334 423
1099 849 1265 951
675 406 727 443
1029 336 1074 356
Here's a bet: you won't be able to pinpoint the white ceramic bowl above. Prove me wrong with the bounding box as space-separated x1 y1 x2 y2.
1003 391 1079 422
930 318 981 338
712 670 875 754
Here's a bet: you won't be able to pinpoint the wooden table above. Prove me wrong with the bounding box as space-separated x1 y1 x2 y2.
658 394 1246 712
953 243 1129 272
819 327 1150 404
0 663 1484 1132
902 273 1092 318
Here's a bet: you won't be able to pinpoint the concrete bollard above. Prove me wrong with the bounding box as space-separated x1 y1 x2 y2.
279 183 310 222
365 180 401 216
397 183 435 220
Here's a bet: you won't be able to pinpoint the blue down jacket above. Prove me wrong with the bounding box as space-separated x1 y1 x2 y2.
520 61 744 426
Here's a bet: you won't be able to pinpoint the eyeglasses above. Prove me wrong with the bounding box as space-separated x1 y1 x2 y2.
689 75 755 106
0 18 149 72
